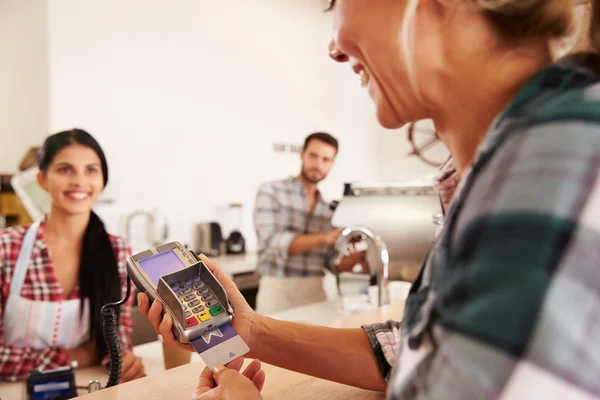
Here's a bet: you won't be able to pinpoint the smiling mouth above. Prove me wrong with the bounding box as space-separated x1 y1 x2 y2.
64 191 91 201
359 69 370 88
352 64 371 88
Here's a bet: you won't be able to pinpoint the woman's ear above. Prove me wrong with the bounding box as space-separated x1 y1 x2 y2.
36 170 49 191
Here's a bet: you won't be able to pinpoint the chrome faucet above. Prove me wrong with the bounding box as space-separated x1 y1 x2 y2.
125 210 167 247
335 226 390 307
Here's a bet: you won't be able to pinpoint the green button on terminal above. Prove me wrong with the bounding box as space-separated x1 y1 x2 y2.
209 306 224 316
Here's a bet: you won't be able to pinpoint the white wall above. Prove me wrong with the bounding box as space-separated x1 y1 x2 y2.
0 0 49 172
376 120 448 183
48 0 424 251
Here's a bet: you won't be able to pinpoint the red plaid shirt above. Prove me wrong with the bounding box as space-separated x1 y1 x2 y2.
0 221 134 382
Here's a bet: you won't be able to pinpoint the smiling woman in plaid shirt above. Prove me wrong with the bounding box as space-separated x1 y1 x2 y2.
0 129 145 383
144 1 600 399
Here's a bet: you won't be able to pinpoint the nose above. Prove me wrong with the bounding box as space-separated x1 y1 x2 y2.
70 171 85 186
328 39 348 63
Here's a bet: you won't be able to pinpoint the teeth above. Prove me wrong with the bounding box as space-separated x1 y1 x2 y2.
67 192 89 200
359 69 370 88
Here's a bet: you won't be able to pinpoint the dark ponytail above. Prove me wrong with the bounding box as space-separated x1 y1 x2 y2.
38 129 121 359
80 211 121 358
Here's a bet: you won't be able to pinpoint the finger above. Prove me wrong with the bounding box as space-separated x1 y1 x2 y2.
158 313 194 352
137 292 150 315
191 386 213 400
211 365 238 386
122 357 145 383
241 359 262 381
121 354 134 370
199 255 247 309
196 366 216 391
191 389 214 400
131 357 145 379
225 357 245 373
119 357 137 383
252 370 266 392
125 358 144 382
148 299 164 333
199 255 235 288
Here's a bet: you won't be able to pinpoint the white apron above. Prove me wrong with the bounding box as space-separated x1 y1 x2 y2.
2 221 90 349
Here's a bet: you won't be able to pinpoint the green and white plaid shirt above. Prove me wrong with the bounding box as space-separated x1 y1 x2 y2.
364 53 600 399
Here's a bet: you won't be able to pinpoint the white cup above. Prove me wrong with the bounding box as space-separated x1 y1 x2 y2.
388 281 412 304
367 285 379 306
368 281 412 306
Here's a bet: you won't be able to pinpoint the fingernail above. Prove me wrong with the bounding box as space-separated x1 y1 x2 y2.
137 293 142 304
212 365 225 374
162 313 168 324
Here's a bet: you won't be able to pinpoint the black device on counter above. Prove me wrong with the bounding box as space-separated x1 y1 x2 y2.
225 230 245 254
25 365 77 400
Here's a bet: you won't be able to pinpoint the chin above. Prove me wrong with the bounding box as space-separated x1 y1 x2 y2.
56 202 94 217
376 107 406 130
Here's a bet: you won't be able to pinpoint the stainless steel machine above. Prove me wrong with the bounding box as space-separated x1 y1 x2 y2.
332 181 443 306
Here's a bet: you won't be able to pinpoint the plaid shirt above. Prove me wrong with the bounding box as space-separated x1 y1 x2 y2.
253 176 336 277
0 221 134 382
434 158 460 212
364 52 600 399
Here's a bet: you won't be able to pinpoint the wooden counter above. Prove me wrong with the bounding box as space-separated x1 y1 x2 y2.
1 303 405 399
75 362 384 400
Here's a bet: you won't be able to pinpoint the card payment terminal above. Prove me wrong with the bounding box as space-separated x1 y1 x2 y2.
126 241 249 367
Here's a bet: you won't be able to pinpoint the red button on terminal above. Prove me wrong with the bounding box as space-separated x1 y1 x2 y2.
185 316 199 328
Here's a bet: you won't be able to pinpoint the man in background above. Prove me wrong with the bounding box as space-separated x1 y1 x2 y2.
253 132 365 314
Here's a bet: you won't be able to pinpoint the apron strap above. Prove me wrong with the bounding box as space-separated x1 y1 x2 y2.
9 221 41 296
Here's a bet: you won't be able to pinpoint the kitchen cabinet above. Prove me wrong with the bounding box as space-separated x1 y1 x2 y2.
0 193 32 228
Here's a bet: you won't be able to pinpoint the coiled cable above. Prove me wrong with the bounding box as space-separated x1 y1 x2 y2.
100 276 132 388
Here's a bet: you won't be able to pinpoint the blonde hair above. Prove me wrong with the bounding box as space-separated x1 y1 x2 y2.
401 0 599 95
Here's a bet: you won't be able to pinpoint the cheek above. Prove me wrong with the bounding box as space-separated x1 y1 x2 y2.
46 175 68 194
92 177 105 193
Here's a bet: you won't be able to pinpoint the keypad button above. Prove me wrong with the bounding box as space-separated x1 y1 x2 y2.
179 287 192 295
185 316 198 328
198 287 210 295
193 277 201 283
188 299 201 307
193 282 206 290
209 306 224 316
192 305 205 314
178 284 186 289
185 281 193 286
205 299 218 307
197 312 210 322
171 286 179 292
184 293 195 302
182 304 188 310
201 293 214 301
184 310 192 318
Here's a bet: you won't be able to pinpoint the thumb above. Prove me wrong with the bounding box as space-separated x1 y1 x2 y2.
212 365 237 386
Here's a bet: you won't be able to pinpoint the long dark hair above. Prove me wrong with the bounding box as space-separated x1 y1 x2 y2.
38 128 121 359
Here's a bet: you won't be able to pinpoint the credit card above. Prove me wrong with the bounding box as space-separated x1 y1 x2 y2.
190 323 249 369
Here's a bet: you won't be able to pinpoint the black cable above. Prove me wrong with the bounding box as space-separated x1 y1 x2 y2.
100 276 132 388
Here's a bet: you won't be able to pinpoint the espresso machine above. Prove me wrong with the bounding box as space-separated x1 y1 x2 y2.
331 181 443 306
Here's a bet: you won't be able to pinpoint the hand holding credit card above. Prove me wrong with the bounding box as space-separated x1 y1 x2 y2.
131 244 255 369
